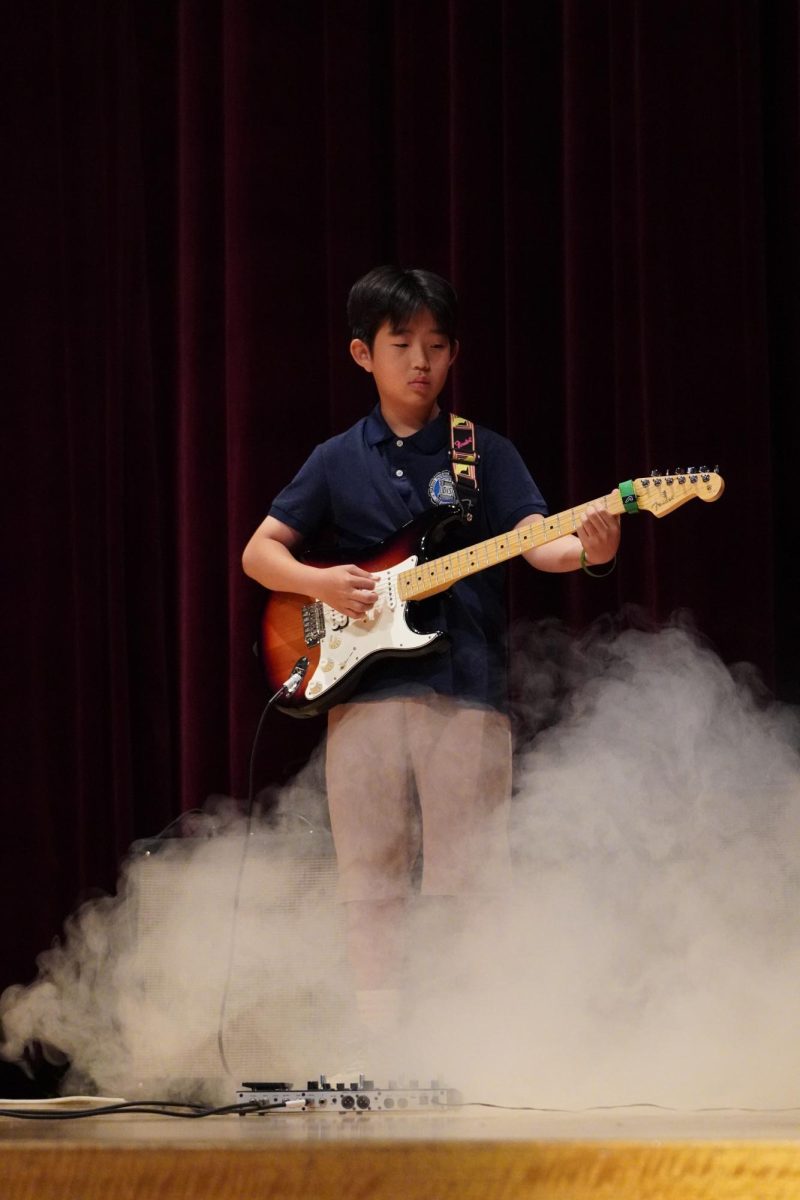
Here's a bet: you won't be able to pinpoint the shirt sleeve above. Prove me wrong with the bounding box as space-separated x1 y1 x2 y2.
480 432 548 534
268 443 331 537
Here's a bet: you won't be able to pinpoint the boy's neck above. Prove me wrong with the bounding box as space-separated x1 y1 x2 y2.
379 399 441 438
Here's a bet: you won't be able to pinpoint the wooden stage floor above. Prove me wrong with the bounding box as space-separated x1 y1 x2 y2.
2 1104 800 1199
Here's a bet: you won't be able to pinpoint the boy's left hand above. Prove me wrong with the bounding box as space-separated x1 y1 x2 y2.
578 507 621 565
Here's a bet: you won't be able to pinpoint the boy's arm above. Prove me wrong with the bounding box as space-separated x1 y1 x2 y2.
242 516 376 618
518 507 620 573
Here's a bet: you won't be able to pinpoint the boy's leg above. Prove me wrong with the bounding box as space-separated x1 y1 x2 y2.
408 696 513 897
404 697 515 1033
325 699 419 991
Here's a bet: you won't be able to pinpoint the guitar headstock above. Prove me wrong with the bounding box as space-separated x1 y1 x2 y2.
626 468 725 517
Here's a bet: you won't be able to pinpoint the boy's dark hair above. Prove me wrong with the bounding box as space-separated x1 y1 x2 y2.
347 266 458 349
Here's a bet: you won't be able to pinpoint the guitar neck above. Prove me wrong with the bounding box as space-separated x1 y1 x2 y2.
397 489 625 601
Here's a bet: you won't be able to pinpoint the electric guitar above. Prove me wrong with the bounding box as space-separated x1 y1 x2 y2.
261 469 724 716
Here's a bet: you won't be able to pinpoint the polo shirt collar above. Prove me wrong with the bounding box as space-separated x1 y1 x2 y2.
364 404 449 452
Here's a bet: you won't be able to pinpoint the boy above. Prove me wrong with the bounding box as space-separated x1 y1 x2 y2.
242 266 619 1043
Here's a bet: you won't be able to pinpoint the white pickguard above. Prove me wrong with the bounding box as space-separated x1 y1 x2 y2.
303 555 439 704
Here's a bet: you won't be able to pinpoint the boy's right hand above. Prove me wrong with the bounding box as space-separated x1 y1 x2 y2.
316 565 377 618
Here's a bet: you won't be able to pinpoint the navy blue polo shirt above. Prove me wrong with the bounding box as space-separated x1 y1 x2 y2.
269 406 547 711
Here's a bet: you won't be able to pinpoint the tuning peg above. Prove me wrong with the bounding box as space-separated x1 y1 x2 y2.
674 467 685 476
650 468 661 477
699 464 709 473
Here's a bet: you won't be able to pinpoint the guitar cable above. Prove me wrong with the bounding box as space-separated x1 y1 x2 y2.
215 656 309 1079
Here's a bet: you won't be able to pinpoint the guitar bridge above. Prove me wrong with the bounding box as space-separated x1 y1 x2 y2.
302 601 325 646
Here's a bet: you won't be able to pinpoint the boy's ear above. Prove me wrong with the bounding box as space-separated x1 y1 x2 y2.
350 338 373 373
449 339 460 366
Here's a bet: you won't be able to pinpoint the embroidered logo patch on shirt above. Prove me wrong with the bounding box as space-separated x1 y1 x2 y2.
428 470 457 506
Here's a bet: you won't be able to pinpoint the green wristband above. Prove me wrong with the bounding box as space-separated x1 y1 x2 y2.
580 548 617 578
618 479 640 514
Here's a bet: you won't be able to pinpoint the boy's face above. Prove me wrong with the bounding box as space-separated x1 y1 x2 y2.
350 308 459 417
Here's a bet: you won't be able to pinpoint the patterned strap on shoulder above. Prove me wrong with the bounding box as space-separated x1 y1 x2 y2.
449 413 479 498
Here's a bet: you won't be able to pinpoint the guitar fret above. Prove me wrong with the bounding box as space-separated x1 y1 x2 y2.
398 490 623 600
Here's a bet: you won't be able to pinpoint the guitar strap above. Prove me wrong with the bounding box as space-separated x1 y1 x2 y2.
449 413 479 521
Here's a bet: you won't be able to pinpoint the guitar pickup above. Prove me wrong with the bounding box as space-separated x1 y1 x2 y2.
302 601 325 646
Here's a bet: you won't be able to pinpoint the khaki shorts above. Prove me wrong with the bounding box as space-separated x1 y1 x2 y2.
325 695 513 901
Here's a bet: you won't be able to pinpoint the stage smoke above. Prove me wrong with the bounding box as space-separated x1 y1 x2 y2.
1 616 798 1108
0 746 357 1104
402 616 800 1107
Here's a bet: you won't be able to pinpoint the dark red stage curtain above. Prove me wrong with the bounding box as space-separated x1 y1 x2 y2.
4 3 179 984
2 1 797 993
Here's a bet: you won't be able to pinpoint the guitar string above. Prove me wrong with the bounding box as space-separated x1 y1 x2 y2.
398 478 721 600
398 494 618 598
317 475 723 618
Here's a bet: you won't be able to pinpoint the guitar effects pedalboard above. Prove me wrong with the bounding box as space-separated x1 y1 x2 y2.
237 1075 457 1113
